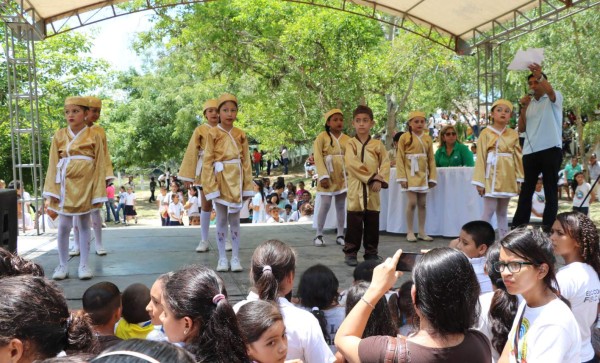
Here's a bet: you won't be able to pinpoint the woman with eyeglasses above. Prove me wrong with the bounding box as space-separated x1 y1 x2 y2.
550 212 600 363
434 125 474 167
497 227 580 363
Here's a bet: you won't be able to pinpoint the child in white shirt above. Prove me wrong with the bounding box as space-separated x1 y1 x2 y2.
266 206 283 224
573 171 595 216
184 187 200 225
124 187 137 225
169 194 184 226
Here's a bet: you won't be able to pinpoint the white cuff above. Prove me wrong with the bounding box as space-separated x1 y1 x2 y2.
205 191 220 201
105 175 116 181
178 176 194 182
517 178 524 183
43 192 60 200
318 175 330 182
92 197 108 204
428 179 437 184
396 178 407 183
242 190 255 197
471 181 485 188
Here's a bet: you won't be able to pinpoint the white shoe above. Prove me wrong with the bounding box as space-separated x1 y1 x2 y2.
196 240 209 252
216 258 230 272
69 248 80 256
313 235 325 247
52 265 69 280
336 236 345 246
101 223 107 228
96 247 107 256
225 239 232 251
230 257 243 272
78 265 93 280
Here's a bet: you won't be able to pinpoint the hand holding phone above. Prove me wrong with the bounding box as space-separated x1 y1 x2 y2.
396 252 423 271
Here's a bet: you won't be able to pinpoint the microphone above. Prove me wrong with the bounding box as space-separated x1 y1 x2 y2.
527 89 534 97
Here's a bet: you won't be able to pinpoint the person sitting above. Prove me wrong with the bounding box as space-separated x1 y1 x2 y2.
236 300 288 363
434 125 474 167
92 339 195 363
82 282 123 350
305 153 316 178
531 177 546 218
115 283 153 340
335 248 491 363
266 205 284 224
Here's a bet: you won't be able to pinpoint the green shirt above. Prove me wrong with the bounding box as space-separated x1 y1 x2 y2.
434 142 474 167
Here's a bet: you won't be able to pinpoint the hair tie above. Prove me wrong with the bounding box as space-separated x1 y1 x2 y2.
262 265 272 273
92 351 160 363
311 306 319 312
212 293 226 305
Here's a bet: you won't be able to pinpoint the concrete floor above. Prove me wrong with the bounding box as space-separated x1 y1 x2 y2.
19 223 454 310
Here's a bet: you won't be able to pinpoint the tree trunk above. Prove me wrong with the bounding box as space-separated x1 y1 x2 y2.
385 93 398 149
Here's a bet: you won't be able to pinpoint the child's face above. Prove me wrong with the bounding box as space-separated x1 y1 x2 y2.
64 104 87 130
535 180 543 192
160 299 187 344
219 101 238 128
285 207 292 214
127 188 133 193
491 105 511 125
571 158 578 166
246 320 288 363
160 189 167 195
327 113 344 133
454 229 486 259
575 174 585 185
88 107 101 124
409 117 426 133
172 196 179 203
352 113 374 136
271 208 280 218
550 220 580 259
287 194 295 202
302 193 311 202
146 280 165 326
204 107 219 124
298 182 304 189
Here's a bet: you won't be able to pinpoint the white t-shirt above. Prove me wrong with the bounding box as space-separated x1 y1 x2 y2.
557 262 600 361
298 215 313 223
42 213 59 230
234 292 336 363
523 91 563 155
251 193 266 223
506 298 580 363
573 182 592 208
187 196 200 216
239 199 251 219
125 192 136 206
169 202 184 220
266 216 283 224
469 256 493 294
299 306 346 353
531 189 545 215
589 161 600 182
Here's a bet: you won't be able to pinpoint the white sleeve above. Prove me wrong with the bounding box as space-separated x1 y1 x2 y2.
556 268 577 300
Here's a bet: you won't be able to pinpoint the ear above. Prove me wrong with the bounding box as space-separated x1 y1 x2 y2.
477 244 488 256
537 263 549 279
410 285 417 306
6 338 24 362
183 316 194 332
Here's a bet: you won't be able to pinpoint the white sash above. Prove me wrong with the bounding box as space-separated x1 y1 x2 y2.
406 154 427 176
56 155 93 208
324 154 343 174
485 152 512 179
214 158 241 174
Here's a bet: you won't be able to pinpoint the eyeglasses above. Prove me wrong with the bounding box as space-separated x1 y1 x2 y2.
493 261 534 273
445 132 457 136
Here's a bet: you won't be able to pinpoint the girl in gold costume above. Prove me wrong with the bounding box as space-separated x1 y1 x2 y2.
472 99 523 238
201 93 254 272
43 97 107 280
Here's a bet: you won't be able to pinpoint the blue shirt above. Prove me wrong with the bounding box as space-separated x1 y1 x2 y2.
523 91 563 155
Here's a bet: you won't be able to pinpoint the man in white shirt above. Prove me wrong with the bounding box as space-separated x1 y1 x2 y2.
588 153 600 194
513 63 563 230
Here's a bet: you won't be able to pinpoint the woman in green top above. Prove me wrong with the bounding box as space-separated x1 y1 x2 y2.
434 124 475 167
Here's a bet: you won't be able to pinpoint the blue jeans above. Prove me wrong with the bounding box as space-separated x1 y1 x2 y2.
282 158 289 174
115 203 126 222
105 198 118 221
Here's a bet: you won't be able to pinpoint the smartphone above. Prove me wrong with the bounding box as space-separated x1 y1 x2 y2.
396 252 423 271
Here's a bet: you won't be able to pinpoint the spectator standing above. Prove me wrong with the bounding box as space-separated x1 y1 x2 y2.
512 63 563 230
253 148 262 177
105 182 118 223
281 146 289 174
564 156 583 200
149 176 157 202
572 172 595 215
116 186 127 224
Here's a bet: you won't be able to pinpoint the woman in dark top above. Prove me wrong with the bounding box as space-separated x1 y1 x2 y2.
434 125 475 167
335 248 491 363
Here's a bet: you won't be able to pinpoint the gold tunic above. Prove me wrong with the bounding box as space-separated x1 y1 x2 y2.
313 131 351 195
396 132 437 192
200 125 253 209
472 126 524 197
89 124 115 180
43 127 107 215
179 124 213 186
345 136 390 212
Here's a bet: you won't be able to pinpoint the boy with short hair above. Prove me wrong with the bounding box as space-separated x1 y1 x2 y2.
82 281 122 350
342 105 390 266
449 220 495 294
115 283 154 340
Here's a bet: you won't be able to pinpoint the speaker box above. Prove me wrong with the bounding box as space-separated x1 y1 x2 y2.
0 189 18 253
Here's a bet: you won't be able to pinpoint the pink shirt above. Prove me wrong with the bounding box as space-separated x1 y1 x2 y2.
106 185 115 199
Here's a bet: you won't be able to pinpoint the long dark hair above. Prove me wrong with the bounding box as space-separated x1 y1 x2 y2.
500 226 560 297
297 264 340 342
162 265 248 363
92 339 195 363
0 275 97 358
485 242 518 355
250 240 296 301
346 282 396 338
0 246 44 277
413 247 480 336
253 179 265 203
556 211 600 278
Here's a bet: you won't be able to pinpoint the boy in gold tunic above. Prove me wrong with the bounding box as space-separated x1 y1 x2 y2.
200 93 253 272
313 109 351 247
43 97 107 280
179 99 219 252
396 111 437 242
472 99 524 238
343 105 389 266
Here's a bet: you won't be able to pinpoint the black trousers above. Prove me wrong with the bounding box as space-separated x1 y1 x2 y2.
343 210 379 258
512 147 562 229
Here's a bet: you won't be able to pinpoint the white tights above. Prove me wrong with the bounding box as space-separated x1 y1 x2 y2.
72 209 103 252
316 193 346 237
215 203 240 260
481 197 510 239
58 214 90 267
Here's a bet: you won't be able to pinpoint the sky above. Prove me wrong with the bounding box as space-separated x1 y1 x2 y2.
81 11 153 71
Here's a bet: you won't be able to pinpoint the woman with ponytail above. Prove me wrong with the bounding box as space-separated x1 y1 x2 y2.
313 109 351 247
551 212 600 363
0 275 97 362
498 227 580 363
476 242 519 362
234 240 336 363
160 264 249 363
